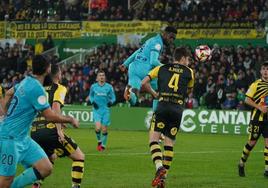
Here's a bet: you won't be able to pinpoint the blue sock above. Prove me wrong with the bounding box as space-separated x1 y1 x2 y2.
101 132 108 148
129 92 137 106
11 167 41 188
152 99 158 112
95 130 101 144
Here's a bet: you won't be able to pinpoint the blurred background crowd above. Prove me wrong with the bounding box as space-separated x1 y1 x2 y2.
1 37 268 110
0 0 267 21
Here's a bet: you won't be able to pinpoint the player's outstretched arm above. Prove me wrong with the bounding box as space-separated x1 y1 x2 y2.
42 108 79 128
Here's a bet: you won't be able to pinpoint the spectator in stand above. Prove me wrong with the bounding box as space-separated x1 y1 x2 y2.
43 35 54 51
185 92 198 109
34 38 44 55
0 42 267 110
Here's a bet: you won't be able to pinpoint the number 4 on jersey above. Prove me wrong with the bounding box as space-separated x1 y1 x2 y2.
168 73 180 92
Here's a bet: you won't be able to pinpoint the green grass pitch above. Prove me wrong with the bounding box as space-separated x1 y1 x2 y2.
21 129 268 188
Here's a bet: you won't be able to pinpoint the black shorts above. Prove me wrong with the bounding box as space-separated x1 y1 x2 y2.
30 123 78 158
248 120 268 141
150 102 183 140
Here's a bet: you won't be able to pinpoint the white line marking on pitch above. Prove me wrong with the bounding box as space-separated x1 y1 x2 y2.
84 150 263 156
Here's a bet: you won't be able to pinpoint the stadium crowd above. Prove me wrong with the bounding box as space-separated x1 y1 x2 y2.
1 40 268 110
0 0 268 21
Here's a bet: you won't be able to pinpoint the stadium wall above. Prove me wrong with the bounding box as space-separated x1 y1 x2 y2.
62 105 250 135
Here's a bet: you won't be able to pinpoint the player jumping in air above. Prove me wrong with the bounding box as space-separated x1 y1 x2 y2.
120 26 177 109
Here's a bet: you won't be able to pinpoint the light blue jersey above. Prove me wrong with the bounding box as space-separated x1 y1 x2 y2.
89 82 116 126
0 76 49 176
0 76 50 139
123 34 163 90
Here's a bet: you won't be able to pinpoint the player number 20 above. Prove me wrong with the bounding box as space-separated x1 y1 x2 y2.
1 154 14 165
168 73 180 92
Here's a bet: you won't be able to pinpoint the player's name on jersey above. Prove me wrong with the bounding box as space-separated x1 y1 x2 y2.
168 67 184 73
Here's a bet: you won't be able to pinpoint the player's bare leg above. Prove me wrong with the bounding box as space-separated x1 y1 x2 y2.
149 131 167 187
123 85 131 101
32 155 57 188
238 140 257 177
69 148 85 188
0 176 14 188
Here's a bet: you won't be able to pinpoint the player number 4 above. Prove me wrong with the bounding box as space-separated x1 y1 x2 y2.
168 73 180 92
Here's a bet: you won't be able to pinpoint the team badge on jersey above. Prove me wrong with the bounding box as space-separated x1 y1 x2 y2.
38 95 47 105
155 44 161 51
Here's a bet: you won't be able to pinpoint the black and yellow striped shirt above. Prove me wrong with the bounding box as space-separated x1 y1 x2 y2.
246 79 268 121
32 83 67 126
148 63 194 105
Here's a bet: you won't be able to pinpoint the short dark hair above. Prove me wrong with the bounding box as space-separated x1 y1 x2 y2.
261 61 268 67
164 26 177 34
51 64 60 77
97 70 105 75
32 55 50 75
173 47 191 61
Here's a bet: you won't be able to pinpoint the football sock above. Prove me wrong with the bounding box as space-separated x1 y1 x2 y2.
163 146 174 174
95 130 101 144
150 141 163 170
101 132 108 148
240 143 253 165
264 146 268 171
152 99 158 112
72 160 84 186
11 167 42 188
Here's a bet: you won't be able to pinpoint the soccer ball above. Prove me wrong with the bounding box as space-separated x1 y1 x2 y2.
194 45 212 62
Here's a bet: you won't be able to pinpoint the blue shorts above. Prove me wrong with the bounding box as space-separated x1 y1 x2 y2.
128 61 151 90
0 136 47 176
93 109 110 126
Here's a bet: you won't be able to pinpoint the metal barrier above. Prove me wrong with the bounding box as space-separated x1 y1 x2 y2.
58 47 97 65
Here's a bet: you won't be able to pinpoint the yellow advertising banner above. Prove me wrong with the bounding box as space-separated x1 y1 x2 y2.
0 21 265 39
10 22 81 39
176 29 265 39
82 21 162 35
0 22 5 39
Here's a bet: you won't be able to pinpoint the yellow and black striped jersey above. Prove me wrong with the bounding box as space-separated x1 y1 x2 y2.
45 83 67 107
32 83 67 126
148 63 194 105
246 79 268 121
